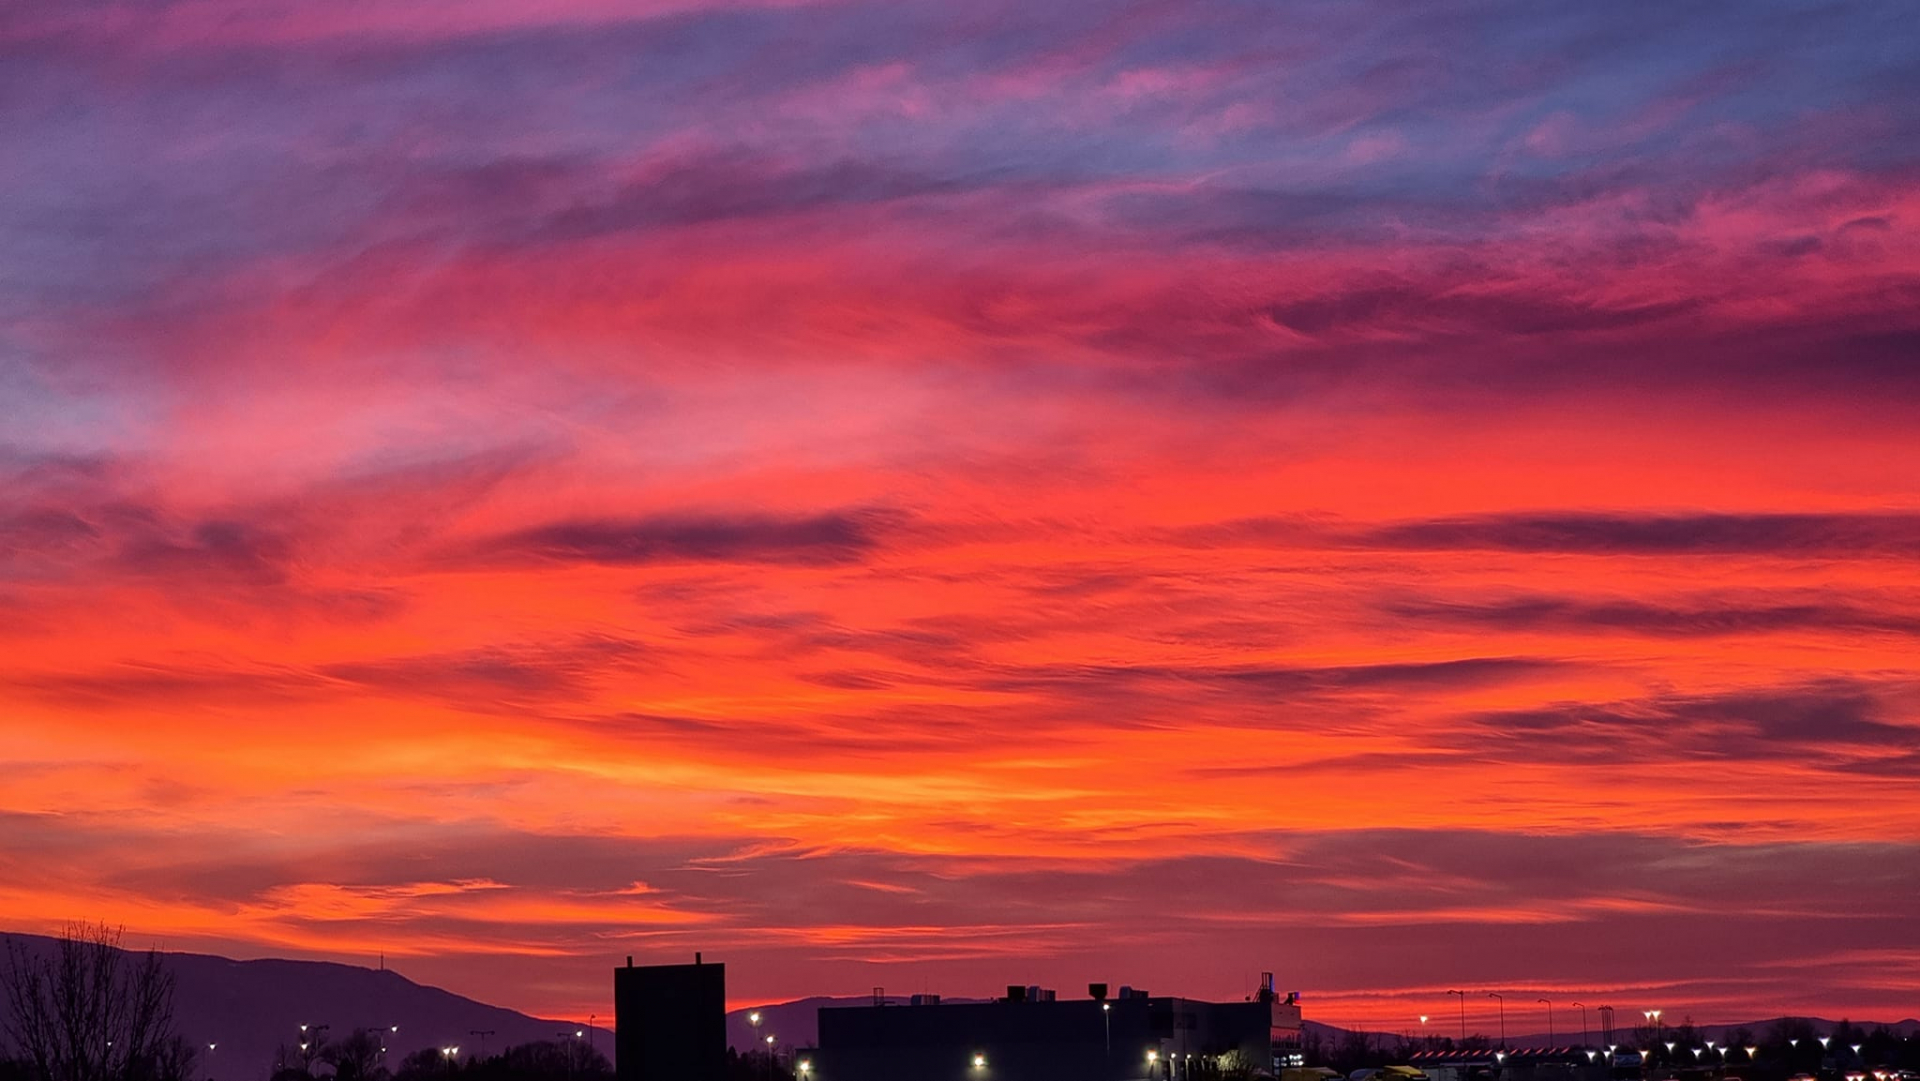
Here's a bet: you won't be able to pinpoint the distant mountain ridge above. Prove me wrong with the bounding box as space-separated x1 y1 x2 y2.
0 933 581 1081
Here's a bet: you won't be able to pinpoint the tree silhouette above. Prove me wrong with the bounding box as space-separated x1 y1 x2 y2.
1 924 177 1081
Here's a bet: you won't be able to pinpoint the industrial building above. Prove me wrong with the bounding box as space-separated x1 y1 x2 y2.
803 974 1303 1081
614 954 726 1081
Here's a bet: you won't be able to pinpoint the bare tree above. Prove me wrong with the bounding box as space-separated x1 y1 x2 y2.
2 924 177 1081
149 1039 196 1081
324 1030 386 1081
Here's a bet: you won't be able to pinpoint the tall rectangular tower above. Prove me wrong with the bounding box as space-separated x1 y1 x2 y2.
615 954 726 1081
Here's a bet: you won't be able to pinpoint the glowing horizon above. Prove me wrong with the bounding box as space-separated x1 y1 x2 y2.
2 0 1917 1033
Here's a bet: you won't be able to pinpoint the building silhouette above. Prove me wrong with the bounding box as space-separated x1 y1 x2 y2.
614 954 726 1081
805 974 1303 1081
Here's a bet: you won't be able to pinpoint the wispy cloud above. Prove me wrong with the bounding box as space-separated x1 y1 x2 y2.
2 0 1918 1031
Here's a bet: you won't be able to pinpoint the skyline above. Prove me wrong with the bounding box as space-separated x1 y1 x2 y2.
3 0 1919 1030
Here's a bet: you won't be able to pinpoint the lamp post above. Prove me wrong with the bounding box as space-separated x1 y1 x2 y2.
365 1025 397 1070
1539 1001 1554 1047
764 1034 776 1081
1488 994 1506 1051
1448 991 1468 1044
1103 1002 1112 1058
1421 1016 1430 1049
300 1024 330 1071
1573 1003 1589 1049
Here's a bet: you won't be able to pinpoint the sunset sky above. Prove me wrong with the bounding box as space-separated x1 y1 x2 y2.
3 0 1919 1033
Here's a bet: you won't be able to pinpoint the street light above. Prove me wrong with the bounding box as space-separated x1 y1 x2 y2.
1448 991 1469 1044
1573 1003 1590 1050
1488 993 1506 1051
1103 1002 1112 1057
972 1052 987 1070
1539 1000 1555 1047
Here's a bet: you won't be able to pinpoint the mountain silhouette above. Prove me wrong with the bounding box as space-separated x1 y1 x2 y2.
0 933 591 1081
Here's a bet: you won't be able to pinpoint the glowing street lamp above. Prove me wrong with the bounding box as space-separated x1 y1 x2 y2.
972 1052 987 1070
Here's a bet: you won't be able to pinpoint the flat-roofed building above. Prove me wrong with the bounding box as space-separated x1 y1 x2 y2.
614 954 726 1081
809 974 1303 1081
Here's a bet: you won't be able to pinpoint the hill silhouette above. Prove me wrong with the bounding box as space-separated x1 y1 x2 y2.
0 933 583 1081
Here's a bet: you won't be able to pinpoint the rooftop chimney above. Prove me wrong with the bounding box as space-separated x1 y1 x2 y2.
695 952 702 965
626 956 633 967
1090 983 1109 1001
